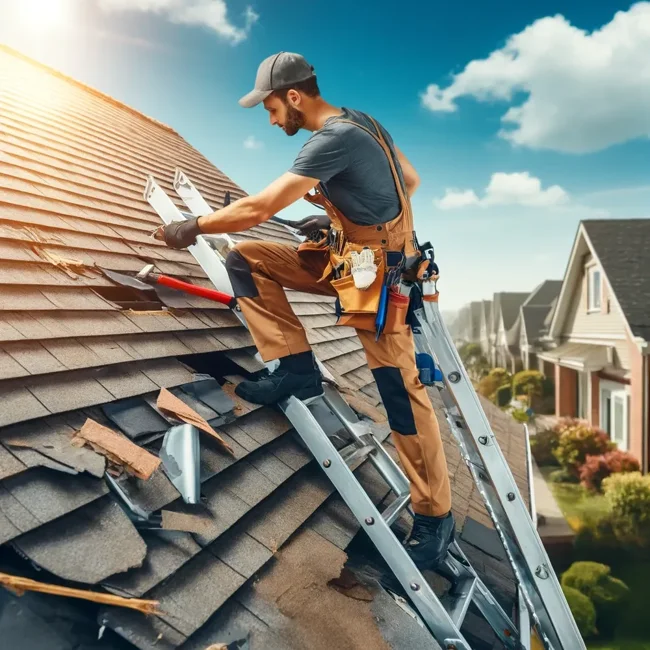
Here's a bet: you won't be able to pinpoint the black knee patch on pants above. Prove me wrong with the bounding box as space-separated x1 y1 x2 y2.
225 250 258 298
371 366 417 435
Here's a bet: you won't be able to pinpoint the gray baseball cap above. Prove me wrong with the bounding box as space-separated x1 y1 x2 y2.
239 52 315 108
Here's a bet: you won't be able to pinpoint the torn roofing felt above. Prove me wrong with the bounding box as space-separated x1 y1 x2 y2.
0 44 532 650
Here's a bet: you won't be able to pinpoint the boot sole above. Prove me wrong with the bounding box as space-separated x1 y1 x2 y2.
235 382 324 406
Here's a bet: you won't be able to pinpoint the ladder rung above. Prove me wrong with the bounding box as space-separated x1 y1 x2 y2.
443 576 478 627
340 444 374 467
382 492 411 526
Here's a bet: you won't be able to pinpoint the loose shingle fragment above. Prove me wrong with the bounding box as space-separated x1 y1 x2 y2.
157 388 233 455
75 418 161 479
13 498 147 583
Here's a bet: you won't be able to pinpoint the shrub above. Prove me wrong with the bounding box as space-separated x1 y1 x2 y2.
477 367 511 401
548 467 579 483
512 369 544 400
579 450 640 492
602 472 650 547
562 585 597 638
553 423 615 478
561 561 630 637
510 407 529 423
530 428 561 466
496 384 512 407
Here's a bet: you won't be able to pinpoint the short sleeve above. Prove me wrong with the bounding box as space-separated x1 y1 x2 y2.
289 126 349 183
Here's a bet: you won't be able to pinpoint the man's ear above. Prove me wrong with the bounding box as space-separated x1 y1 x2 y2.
286 89 301 107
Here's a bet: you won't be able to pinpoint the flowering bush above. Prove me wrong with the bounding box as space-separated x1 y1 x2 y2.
553 422 615 478
602 472 650 546
579 450 640 492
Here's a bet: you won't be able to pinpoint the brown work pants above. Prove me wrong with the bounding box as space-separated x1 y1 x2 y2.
226 240 452 517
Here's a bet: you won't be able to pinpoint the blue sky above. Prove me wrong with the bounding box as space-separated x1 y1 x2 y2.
1 0 649 311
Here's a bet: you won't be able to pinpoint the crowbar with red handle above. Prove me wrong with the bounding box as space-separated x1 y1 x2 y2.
99 265 237 308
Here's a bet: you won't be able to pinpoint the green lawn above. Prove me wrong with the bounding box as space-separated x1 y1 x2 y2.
540 466 610 531
538 467 650 648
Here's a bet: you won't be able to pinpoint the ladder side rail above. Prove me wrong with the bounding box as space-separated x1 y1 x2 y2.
416 297 584 650
280 395 474 650
144 176 238 313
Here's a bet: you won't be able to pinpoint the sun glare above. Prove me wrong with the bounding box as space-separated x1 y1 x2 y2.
16 0 72 30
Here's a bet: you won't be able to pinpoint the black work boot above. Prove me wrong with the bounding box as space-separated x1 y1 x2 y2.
404 511 455 571
234 351 324 406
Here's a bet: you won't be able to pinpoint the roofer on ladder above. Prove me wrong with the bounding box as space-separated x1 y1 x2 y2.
156 52 455 571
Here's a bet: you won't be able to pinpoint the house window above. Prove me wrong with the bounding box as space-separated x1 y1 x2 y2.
587 267 601 312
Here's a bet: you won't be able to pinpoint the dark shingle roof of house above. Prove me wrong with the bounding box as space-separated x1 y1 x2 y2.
583 219 650 341
522 305 553 343
0 45 532 650
496 292 530 331
525 280 563 307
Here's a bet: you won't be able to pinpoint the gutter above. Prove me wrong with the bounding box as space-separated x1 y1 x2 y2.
523 423 537 525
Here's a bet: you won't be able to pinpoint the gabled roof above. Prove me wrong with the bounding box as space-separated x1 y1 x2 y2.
524 280 563 307
522 304 554 343
469 301 483 340
495 292 530 332
549 219 650 344
583 219 650 342
0 45 532 649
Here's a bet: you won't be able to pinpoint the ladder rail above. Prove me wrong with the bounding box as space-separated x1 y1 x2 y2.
413 293 585 650
281 395 475 650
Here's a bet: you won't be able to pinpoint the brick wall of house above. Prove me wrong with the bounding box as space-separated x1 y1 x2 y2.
590 372 600 427
556 365 577 417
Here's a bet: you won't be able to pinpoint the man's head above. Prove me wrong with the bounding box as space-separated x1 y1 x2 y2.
238 52 321 135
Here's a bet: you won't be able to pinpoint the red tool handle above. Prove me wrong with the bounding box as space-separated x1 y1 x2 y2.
155 275 235 307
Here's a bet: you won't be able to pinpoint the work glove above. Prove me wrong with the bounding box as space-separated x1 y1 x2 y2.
293 214 331 237
153 217 203 249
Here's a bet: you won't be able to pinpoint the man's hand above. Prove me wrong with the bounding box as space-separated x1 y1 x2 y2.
152 217 202 249
293 214 331 237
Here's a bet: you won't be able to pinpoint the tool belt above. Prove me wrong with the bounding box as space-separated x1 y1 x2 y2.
298 228 414 335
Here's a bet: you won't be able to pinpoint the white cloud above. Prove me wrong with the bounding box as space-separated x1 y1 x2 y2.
98 0 259 44
420 2 650 153
243 135 263 150
435 172 569 209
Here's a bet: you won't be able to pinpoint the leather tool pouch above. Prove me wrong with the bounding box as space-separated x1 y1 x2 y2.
383 288 410 334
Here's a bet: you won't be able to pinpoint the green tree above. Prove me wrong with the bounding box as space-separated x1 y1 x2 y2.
458 342 490 381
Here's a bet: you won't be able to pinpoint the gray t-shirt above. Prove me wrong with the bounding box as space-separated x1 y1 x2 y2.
288 108 402 226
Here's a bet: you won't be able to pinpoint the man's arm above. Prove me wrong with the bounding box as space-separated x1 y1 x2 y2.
395 146 420 197
198 172 320 234
155 172 320 248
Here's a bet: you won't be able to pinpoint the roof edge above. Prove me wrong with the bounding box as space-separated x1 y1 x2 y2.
0 43 179 137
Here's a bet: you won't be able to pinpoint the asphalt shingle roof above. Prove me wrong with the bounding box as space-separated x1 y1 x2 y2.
583 219 650 341
0 45 533 650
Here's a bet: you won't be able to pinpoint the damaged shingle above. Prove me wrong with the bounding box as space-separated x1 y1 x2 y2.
102 396 170 440
12 497 147 583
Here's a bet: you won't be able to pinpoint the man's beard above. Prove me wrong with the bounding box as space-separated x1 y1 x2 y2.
283 103 305 136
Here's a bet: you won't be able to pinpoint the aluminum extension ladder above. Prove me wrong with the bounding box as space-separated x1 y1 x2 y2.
143 170 585 650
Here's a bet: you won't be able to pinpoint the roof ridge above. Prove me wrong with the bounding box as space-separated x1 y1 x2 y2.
0 43 179 137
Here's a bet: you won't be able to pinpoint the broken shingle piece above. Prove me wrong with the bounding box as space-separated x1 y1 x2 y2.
156 388 234 456
5 439 105 478
74 418 161 480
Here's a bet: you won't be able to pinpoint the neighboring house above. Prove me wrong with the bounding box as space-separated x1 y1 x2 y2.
539 219 650 472
0 46 533 649
451 301 482 346
479 299 493 358
514 281 563 372
492 292 531 372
